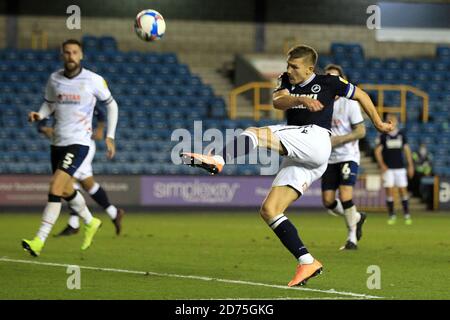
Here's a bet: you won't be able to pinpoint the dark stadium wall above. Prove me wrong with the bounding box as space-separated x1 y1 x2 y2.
2 0 449 24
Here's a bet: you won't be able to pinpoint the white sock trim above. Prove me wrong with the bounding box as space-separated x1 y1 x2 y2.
88 182 100 195
68 215 80 229
106 205 118 220
299 253 314 265
267 214 288 230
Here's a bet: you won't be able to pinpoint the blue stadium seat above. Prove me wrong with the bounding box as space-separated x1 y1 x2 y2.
384 59 400 70
367 58 383 70
436 46 450 59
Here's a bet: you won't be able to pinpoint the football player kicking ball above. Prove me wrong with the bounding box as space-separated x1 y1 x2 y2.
23 39 119 257
320 64 367 250
181 45 393 287
38 107 125 237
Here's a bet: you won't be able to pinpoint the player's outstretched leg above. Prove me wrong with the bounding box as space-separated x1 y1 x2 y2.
261 186 323 287
181 127 283 174
180 130 258 174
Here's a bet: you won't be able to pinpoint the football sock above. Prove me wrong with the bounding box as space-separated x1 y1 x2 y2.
68 210 80 229
326 199 344 216
267 214 312 264
36 194 62 242
401 196 409 217
386 196 395 217
65 191 93 225
105 205 118 220
342 200 360 244
88 183 117 220
217 131 258 163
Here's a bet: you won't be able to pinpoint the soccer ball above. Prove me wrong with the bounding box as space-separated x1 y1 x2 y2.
134 9 166 42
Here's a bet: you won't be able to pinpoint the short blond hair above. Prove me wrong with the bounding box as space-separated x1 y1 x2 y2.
287 45 318 66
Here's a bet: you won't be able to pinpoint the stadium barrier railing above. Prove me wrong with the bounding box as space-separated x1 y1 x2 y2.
358 84 429 123
230 82 429 124
229 82 283 120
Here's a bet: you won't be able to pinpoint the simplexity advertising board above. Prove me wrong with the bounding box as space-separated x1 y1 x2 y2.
0 175 386 210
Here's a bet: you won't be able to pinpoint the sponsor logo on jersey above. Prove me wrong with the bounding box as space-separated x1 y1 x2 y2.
289 93 318 109
386 137 403 149
57 93 81 105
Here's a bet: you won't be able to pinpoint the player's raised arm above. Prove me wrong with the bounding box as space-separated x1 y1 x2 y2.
351 86 393 133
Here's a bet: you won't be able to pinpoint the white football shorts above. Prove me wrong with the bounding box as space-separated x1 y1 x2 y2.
73 139 96 181
382 168 408 188
267 124 332 195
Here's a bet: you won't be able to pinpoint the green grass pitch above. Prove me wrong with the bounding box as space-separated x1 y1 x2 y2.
0 211 449 300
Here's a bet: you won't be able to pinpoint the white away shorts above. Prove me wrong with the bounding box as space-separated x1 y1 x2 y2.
382 168 408 188
73 139 96 181
268 124 332 195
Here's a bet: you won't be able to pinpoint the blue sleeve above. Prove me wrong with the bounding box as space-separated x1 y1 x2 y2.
329 75 356 99
95 105 106 122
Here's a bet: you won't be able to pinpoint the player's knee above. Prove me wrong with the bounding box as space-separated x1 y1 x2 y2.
259 203 278 221
321 191 335 207
80 177 94 191
49 182 64 197
339 193 353 203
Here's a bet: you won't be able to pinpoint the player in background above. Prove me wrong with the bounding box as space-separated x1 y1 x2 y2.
374 113 414 225
23 39 119 257
37 107 125 236
320 64 366 250
181 45 393 286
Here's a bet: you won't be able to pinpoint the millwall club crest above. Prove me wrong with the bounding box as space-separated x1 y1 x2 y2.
311 84 321 93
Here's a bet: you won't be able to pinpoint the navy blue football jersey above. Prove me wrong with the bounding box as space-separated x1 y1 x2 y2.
378 129 408 168
274 72 356 130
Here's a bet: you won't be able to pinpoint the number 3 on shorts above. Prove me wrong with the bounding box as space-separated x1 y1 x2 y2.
62 153 75 169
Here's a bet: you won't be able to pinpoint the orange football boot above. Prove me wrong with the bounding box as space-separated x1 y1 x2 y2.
288 259 323 287
180 152 224 175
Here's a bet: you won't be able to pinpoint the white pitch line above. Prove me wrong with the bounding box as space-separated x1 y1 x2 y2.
0 257 383 299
